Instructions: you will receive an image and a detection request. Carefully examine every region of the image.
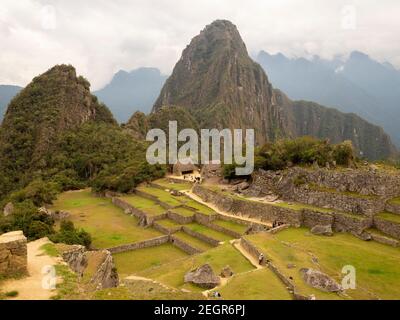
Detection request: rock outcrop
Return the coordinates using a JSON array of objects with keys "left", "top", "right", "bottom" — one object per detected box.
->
[
  {"left": 3, "top": 202, "right": 14, "bottom": 217},
  {"left": 310, "top": 225, "right": 333, "bottom": 236},
  {"left": 300, "top": 268, "right": 342, "bottom": 292},
  {"left": 184, "top": 264, "right": 220, "bottom": 289},
  {"left": 59, "top": 244, "right": 119, "bottom": 290},
  {"left": 0, "top": 231, "right": 28, "bottom": 277}
]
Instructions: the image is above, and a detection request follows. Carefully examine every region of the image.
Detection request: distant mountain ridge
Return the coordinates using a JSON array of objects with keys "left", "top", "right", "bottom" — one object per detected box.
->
[
  {"left": 256, "top": 50, "right": 400, "bottom": 146},
  {"left": 146, "top": 20, "right": 397, "bottom": 160},
  {"left": 0, "top": 85, "right": 22, "bottom": 122},
  {"left": 94, "top": 67, "right": 167, "bottom": 123}
]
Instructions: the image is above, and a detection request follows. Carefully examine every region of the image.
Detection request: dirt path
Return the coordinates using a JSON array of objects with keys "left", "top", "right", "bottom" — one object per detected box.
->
[
  {"left": 1, "top": 238, "right": 61, "bottom": 300},
  {"left": 183, "top": 190, "right": 272, "bottom": 228}
]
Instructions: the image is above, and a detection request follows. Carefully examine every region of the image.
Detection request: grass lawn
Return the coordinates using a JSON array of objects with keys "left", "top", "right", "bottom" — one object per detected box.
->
[
  {"left": 139, "top": 243, "right": 254, "bottom": 291},
  {"left": 52, "top": 189, "right": 162, "bottom": 248},
  {"left": 213, "top": 219, "right": 249, "bottom": 234},
  {"left": 173, "top": 231, "right": 214, "bottom": 252},
  {"left": 172, "top": 207, "right": 196, "bottom": 217},
  {"left": 246, "top": 228, "right": 400, "bottom": 300},
  {"left": 137, "top": 186, "right": 183, "bottom": 207},
  {"left": 185, "top": 223, "right": 233, "bottom": 242},
  {"left": 153, "top": 178, "right": 193, "bottom": 191},
  {"left": 219, "top": 269, "right": 292, "bottom": 300},
  {"left": 113, "top": 244, "right": 189, "bottom": 277},
  {"left": 119, "top": 194, "right": 166, "bottom": 216},
  {"left": 377, "top": 211, "right": 400, "bottom": 224}
]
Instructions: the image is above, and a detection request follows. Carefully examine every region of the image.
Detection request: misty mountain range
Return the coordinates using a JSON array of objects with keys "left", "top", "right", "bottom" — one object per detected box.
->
[
  {"left": 1, "top": 51, "right": 399, "bottom": 147},
  {"left": 256, "top": 51, "right": 400, "bottom": 146}
]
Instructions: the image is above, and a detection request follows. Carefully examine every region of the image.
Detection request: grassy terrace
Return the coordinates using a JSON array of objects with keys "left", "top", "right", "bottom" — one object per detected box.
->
[
  {"left": 183, "top": 199, "right": 215, "bottom": 215},
  {"left": 51, "top": 189, "right": 162, "bottom": 248},
  {"left": 113, "top": 244, "right": 188, "bottom": 277},
  {"left": 389, "top": 197, "right": 400, "bottom": 205},
  {"left": 139, "top": 243, "right": 254, "bottom": 292},
  {"left": 220, "top": 268, "right": 292, "bottom": 300},
  {"left": 119, "top": 194, "right": 166, "bottom": 216},
  {"left": 376, "top": 211, "right": 400, "bottom": 224},
  {"left": 307, "top": 183, "right": 378, "bottom": 200},
  {"left": 213, "top": 219, "right": 249, "bottom": 234},
  {"left": 156, "top": 219, "right": 182, "bottom": 229},
  {"left": 137, "top": 186, "right": 183, "bottom": 207},
  {"left": 172, "top": 207, "right": 196, "bottom": 217},
  {"left": 173, "top": 231, "right": 214, "bottom": 252},
  {"left": 153, "top": 178, "right": 193, "bottom": 191},
  {"left": 185, "top": 223, "right": 233, "bottom": 242},
  {"left": 246, "top": 228, "right": 400, "bottom": 300}
]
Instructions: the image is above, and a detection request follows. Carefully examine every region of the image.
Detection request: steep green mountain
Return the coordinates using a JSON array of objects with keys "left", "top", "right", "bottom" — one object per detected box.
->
[
  {"left": 151, "top": 20, "right": 397, "bottom": 160},
  {"left": 0, "top": 85, "right": 22, "bottom": 122},
  {"left": 0, "top": 65, "right": 164, "bottom": 200},
  {"left": 95, "top": 68, "right": 167, "bottom": 122}
]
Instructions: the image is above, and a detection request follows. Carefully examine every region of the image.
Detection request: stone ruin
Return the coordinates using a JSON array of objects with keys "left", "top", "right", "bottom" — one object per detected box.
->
[
  {"left": 0, "top": 231, "right": 28, "bottom": 277},
  {"left": 184, "top": 264, "right": 220, "bottom": 289}
]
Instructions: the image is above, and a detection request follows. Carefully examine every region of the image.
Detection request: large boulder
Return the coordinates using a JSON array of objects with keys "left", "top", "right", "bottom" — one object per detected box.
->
[
  {"left": 184, "top": 264, "right": 220, "bottom": 289},
  {"left": 3, "top": 202, "right": 14, "bottom": 217},
  {"left": 300, "top": 268, "right": 342, "bottom": 292},
  {"left": 310, "top": 225, "right": 333, "bottom": 236}
]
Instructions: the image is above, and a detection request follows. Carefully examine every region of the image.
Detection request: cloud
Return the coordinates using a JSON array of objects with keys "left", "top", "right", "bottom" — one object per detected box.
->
[{"left": 0, "top": 0, "right": 399, "bottom": 89}]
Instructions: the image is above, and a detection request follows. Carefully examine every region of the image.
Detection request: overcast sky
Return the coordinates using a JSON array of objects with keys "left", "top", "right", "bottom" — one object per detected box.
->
[{"left": 1, "top": 0, "right": 399, "bottom": 90}]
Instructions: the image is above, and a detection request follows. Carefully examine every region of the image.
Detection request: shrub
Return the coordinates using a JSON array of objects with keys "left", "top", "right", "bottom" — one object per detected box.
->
[
  {"left": 50, "top": 220, "right": 92, "bottom": 248},
  {"left": 255, "top": 136, "right": 355, "bottom": 171}
]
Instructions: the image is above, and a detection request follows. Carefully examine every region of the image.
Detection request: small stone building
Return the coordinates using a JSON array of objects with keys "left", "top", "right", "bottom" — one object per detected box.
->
[
  {"left": 0, "top": 231, "right": 28, "bottom": 277},
  {"left": 173, "top": 158, "right": 199, "bottom": 176}
]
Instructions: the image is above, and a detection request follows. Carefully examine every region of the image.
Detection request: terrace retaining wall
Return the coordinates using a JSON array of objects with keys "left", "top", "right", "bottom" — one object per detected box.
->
[
  {"left": 167, "top": 211, "right": 194, "bottom": 224},
  {"left": 170, "top": 235, "right": 202, "bottom": 255},
  {"left": 196, "top": 218, "right": 242, "bottom": 239},
  {"left": 107, "top": 236, "right": 170, "bottom": 254},
  {"left": 182, "top": 227, "right": 220, "bottom": 247},
  {"left": 194, "top": 185, "right": 303, "bottom": 227},
  {"left": 386, "top": 202, "right": 400, "bottom": 215},
  {"left": 373, "top": 217, "right": 400, "bottom": 240}
]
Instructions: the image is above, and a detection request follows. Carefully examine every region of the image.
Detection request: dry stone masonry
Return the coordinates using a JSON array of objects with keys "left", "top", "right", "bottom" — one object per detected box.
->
[{"left": 0, "top": 231, "right": 28, "bottom": 277}]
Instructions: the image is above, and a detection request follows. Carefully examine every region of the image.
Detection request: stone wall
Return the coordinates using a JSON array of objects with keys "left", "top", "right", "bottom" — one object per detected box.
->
[
  {"left": 107, "top": 236, "right": 170, "bottom": 254},
  {"left": 386, "top": 202, "right": 400, "bottom": 215},
  {"left": 193, "top": 185, "right": 303, "bottom": 226},
  {"left": 134, "top": 190, "right": 171, "bottom": 210},
  {"left": 167, "top": 210, "right": 194, "bottom": 224},
  {"left": 249, "top": 167, "right": 400, "bottom": 198},
  {"left": 333, "top": 212, "right": 373, "bottom": 234},
  {"left": 369, "top": 232, "right": 400, "bottom": 247},
  {"left": 0, "top": 231, "right": 28, "bottom": 277},
  {"left": 373, "top": 217, "right": 400, "bottom": 240},
  {"left": 181, "top": 227, "right": 220, "bottom": 246},
  {"left": 196, "top": 218, "right": 242, "bottom": 239},
  {"left": 152, "top": 222, "right": 182, "bottom": 235},
  {"left": 301, "top": 210, "right": 334, "bottom": 228},
  {"left": 170, "top": 235, "right": 202, "bottom": 255},
  {"left": 289, "top": 188, "right": 384, "bottom": 216}
]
